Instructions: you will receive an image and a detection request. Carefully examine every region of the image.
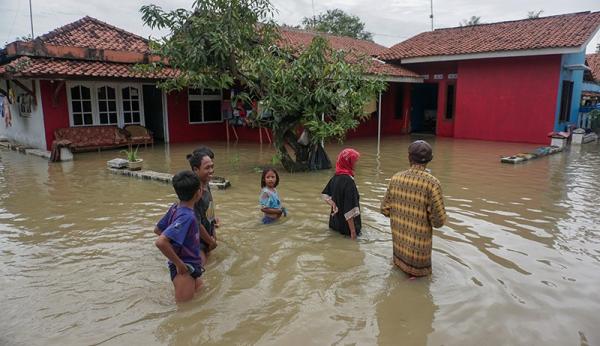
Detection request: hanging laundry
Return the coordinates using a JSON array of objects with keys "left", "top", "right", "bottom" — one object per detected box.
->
[
  {"left": 18, "top": 94, "right": 33, "bottom": 117},
  {"left": 3, "top": 95, "right": 12, "bottom": 127}
]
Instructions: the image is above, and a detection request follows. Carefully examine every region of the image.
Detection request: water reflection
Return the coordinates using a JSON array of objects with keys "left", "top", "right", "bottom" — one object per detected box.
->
[{"left": 0, "top": 137, "right": 599, "bottom": 345}]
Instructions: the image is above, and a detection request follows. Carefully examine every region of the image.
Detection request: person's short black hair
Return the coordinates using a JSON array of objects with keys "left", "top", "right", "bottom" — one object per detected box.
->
[
  {"left": 172, "top": 170, "right": 201, "bottom": 201},
  {"left": 193, "top": 146, "right": 215, "bottom": 159},
  {"left": 186, "top": 151, "right": 211, "bottom": 169},
  {"left": 186, "top": 145, "right": 214, "bottom": 169},
  {"left": 260, "top": 167, "right": 279, "bottom": 188}
]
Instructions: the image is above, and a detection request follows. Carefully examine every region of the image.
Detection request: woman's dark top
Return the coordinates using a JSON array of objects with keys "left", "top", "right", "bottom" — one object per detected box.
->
[{"left": 322, "top": 174, "right": 361, "bottom": 236}]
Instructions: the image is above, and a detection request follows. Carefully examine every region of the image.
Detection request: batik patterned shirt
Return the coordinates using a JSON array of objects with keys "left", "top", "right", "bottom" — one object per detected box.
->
[{"left": 381, "top": 166, "right": 447, "bottom": 276}]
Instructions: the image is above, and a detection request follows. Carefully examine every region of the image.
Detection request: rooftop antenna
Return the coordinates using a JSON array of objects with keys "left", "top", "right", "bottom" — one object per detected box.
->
[
  {"left": 311, "top": 0, "right": 316, "bottom": 26},
  {"left": 29, "top": 0, "right": 34, "bottom": 39},
  {"left": 429, "top": 0, "right": 434, "bottom": 31}
]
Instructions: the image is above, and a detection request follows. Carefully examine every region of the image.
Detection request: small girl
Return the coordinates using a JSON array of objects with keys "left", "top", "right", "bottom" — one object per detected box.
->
[{"left": 259, "top": 167, "right": 287, "bottom": 224}]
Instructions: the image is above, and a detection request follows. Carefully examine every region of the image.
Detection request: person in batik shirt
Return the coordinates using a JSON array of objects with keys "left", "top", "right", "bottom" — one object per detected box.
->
[{"left": 381, "top": 140, "right": 447, "bottom": 277}]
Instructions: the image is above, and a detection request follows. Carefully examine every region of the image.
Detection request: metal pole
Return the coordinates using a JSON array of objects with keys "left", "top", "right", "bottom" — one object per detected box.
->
[
  {"left": 377, "top": 91, "right": 382, "bottom": 155},
  {"left": 29, "top": 0, "right": 34, "bottom": 39},
  {"left": 430, "top": 0, "right": 434, "bottom": 31}
]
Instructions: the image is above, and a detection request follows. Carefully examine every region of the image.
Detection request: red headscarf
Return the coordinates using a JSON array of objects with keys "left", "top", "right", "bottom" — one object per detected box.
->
[{"left": 335, "top": 148, "right": 360, "bottom": 176}]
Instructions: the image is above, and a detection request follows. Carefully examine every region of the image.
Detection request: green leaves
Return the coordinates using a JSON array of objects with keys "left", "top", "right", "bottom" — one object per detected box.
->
[{"left": 139, "top": 0, "right": 385, "bottom": 170}]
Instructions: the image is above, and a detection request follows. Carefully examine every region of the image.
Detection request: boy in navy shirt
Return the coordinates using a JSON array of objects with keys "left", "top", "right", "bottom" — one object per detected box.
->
[{"left": 155, "top": 171, "right": 204, "bottom": 303}]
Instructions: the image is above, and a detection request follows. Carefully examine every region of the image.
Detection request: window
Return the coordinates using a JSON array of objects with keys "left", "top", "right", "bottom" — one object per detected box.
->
[
  {"left": 559, "top": 81, "right": 573, "bottom": 123},
  {"left": 445, "top": 84, "right": 455, "bottom": 120},
  {"left": 97, "top": 86, "right": 118, "bottom": 125},
  {"left": 67, "top": 82, "right": 145, "bottom": 127},
  {"left": 122, "top": 86, "right": 141, "bottom": 125},
  {"left": 189, "top": 88, "right": 223, "bottom": 123},
  {"left": 70, "top": 85, "right": 93, "bottom": 126}
]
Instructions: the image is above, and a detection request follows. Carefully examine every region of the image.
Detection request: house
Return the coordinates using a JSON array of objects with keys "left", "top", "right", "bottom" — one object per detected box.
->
[
  {"left": 582, "top": 53, "right": 600, "bottom": 106},
  {"left": 0, "top": 17, "right": 421, "bottom": 151},
  {"left": 380, "top": 11, "right": 600, "bottom": 144}
]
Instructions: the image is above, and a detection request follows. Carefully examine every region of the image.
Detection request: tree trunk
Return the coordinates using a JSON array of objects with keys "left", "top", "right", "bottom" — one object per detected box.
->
[{"left": 272, "top": 126, "right": 331, "bottom": 172}]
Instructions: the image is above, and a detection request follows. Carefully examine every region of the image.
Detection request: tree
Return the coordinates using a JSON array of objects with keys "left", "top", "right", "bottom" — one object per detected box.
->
[
  {"left": 140, "top": 0, "right": 384, "bottom": 172},
  {"left": 460, "top": 16, "right": 481, "bottom": 27},
  {"left": 302, "top": 9, "right": 373, "bottom": 41},
  {"left": 527, "top": 10, "right": 543, "bottom": 19}
]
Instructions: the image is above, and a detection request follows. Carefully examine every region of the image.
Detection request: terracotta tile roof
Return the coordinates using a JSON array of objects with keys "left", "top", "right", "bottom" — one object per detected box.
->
[
  {"left": 366, "top": 60, "right": 420, "bottom": 78},
  {"left": 0, "top": 56, "right": 177, "bottom": 79},
  {"left": 381, "top": 11, "right": 600, "bottom": 61},
  {"left": 38, "top": 16, "right": 149, "bottom": 53},
  {"left": 586, "top": 53, "right": 600, "bottom": 82},
  {"left": 277, "top": 27, "right": 386, "bottom": 57},
  {"left": 277, "top": 27, "right": 418, "bottom": 78}
]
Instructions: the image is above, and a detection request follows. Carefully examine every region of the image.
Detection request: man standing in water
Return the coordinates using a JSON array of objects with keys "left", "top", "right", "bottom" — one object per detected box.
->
[
  {"left": 381, "top": 140, "right": 447, "bottom": 277},
  {"left": 187, "top": 146, "right": 219, "bottom": 265}
]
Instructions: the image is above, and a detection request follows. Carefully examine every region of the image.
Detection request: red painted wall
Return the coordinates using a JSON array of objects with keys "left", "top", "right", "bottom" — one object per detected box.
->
[
  {"left": 40, "top": 80, "right": 70, "bottom": 150},
  {"left": 347, "top": 82, "right": 410, "bottom": 138},
  {"left": 167, "top": 90, "right": 271, "bottom": 143},
  {"left": 454, "top": 55, "right": 561, "bottom": 144},
  {"left": 403, "top": 62, "right": 458, "bottom": 137}
]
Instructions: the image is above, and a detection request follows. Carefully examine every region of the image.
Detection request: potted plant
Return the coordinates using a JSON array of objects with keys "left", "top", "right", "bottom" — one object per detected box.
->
[{"left": 122, "top": 145, "right": 143, "bottom": 171}]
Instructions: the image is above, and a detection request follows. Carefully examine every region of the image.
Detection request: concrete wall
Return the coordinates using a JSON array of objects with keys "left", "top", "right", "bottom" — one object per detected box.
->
[{"left": 0, "top": 79, "right": 47, "bottom": 150}]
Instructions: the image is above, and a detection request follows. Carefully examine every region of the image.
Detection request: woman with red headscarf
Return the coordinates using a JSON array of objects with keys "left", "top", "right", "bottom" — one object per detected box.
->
[{"left": 321, "top": 148, "right": 361, "bottom": 240}]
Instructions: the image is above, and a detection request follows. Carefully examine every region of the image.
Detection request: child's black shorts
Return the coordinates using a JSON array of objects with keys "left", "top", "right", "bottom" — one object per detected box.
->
[{"left": 168, "top": 263, "right": 204, "bottom": 281}]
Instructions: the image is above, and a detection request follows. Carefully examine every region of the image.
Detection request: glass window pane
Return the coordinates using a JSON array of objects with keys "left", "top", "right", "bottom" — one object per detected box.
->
[
  {"left": 84, "top": 113, "right": 93, "bottom": 125},
  {"left": 108, "top": 101, "right": 116, "bottom": 112},
  {"left": 107, "top": 87, "right": 115, "bottom": 99},
  {"left": 71, "top": 86, "right": 81, "bottom": 100},
  {"left": 132, "top": 112, "right": 140, "bottom": 123},
  {"left": 124, "top": 113, "right": 131, "bottom": 123},
  {"left": 189, "top": 88, "right": 202, "bottom": 96},
  {"left": 81, "top": 86, "right": 91, "bottom": 99},
  {"left": 74, "top": 113, "right": 83, "bottom": 126},
  {"left": 204, "top": 100, "right": 222, "bottom": 122},
  {"left": 122, "top": 87, "right": 130, "bottom": 100},
  {"left": 132, "top": 101, "right": 139, "bottom": 111},
  {"left": 73, "top": 101, "right": 81, "bottom": 113},
  {"left": 204, "top": 89, "right": 220, "bottom": 96},
  {"left": 189, "top": 101, "right": 203, "bottom": 122},
  {"left": 99, "top": 101, "right": 107, "bottom": 112},
  {"left": 83, "top": 101, "right": 92, "bottom": 113},
  {"left": 100, "top": 114, "right": 108, "bottom": 124},
  {"left": 123, "top": 101, "right": 131, "bottom": 111},
  {"left": 130, "top": 88, "right": 139, "bottom": 99},
  {"left": 98, "top": 87, "right": 106, "bottom": 100},
  {"left": 109, "top": 113, "right": 118, "bottom": 124}
]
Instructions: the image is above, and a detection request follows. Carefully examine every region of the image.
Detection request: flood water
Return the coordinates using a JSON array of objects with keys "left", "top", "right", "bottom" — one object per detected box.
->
[{"left": 1, "top": 136, "right": 599, "bottom": 345}]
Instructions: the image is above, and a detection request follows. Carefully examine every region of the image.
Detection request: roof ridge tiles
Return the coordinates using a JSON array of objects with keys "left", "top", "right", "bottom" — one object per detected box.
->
[{"left": 432, "top": 11, "right": 595, "bottom": 32}]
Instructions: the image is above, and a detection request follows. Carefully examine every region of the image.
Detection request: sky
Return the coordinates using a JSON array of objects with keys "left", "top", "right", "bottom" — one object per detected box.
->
[{"left": 1, "top": 0, "right": 599, "bottom": 53}]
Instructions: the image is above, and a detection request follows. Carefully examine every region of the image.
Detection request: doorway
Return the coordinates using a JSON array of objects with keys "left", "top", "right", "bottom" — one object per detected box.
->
[
  {"left": 410, "top": 83, "right": 438, "bottom": 134},
  {"left": 142, "top": 84, "right": 165, "bottom": 141}
]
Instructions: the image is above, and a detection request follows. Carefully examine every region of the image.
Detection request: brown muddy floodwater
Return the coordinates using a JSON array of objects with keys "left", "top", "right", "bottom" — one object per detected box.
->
[{"left": 1, "top": 136, "right": 599, "bottom": 346}]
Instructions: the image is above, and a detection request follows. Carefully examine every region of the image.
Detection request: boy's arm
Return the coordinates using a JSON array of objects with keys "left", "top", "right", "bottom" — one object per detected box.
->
[
  {"left": 199, "top": 224, "right": 217, "bottom": 250},
  {"left": 153, "top": 226, "right": 162, "bottom": 236},
  {"left": 155, "top": 235, "right": 188, "bottom": 275},
  {"left": 261, "top": 207, "right": 283, "bottom": 215}
]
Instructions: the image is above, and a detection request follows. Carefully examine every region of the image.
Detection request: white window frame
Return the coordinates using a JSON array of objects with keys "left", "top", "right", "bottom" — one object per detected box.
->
[
  {"left": 66, "top": 81, "right": 145, "bottom": 127},
  {"left": 96, "top": 83, "right": 119, "bottom": 126},
  {"left": 120, "top": 84, "right": 144, "bottom": 126},
  {"left": 188, "top": 88, "right": 223, "bottom": 124},
  {"left": 66, "top": 83, "right": 95, "bottom": 127}
]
